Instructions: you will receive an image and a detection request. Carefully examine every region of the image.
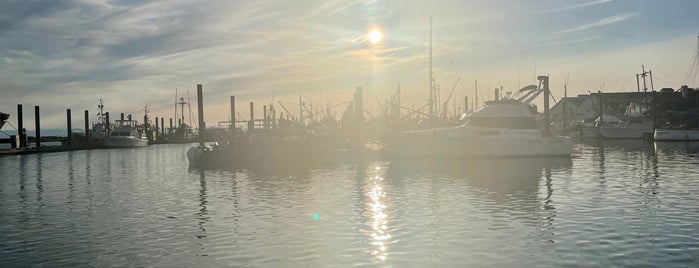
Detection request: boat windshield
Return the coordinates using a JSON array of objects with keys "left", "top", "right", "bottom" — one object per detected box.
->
[
  {"left": 112, "top": 131, "right": 132, "bottom": 136},
  {"left": 467, "top": 116, "right": 538, "bottom": 129}
]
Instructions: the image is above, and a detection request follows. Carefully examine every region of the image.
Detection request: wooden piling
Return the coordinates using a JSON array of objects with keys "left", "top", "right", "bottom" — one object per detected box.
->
[
  {"left": 464, "top": 96, "right": 469, "bottom": 112},
  {"left": 354, "top": 87, "right": 363, "bottom": 144},
  {"left": 249, "top": 102, "right": 254, "bottom": 130},
  {"left": 540, "top": 76, "right": 550, "bottom": 137},
  {"left": 196, "top": 84, "right": 205, "bottom": 147},
  {"left": 34, "top": 106, "right": 41, "bottom": 148},
  {"left": 105, "top": 112, "right": 110, "bottom": 131},
  {"left": 84, "top": 110, "right": 89, "bottom": 139},
  {"left": 160, "top": 117, "right": 164, "bottom": 136},
  {"left": 121, "top": 113, "right": 124, "bottom": 121},
  {"left": 263, "top": 105, "right": 268, "bottom": 129},
  {"left": 155, "top": 117, "right": 159, "bottom": 138},
  {"left": 17, "top": 104, "right": 25, "bottom": 147},
  {"left": 598, "top": 91, "right": 604, "bottom": 127},
  {"left": 169, "top": 118, "right": 173, "bottom": 135},
  {"left": 67, "top": 109, "right": 72, "bottom": 146},
  {"left": 230, "top": 96, "right": 235, "bottom": 128}
]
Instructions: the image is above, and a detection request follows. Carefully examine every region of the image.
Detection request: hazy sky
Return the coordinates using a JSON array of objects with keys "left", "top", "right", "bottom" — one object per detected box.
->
[{"left": 2, "top": 0, "right": 699, "bottom": 129}]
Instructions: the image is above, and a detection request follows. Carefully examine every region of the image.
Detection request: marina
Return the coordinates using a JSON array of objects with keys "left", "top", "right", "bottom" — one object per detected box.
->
[{"left": 3, "top": 1, "right": 699, "bottom": 266}]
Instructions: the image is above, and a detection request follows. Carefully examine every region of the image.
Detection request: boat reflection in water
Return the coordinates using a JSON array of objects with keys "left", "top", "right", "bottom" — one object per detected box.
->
[
  {"left": 387, "top": 157, "right": 572, "bottom": 205},
  {"left": 654, "top": 141, "right": 699, "bottom": 155},
  {"left": 381, "top": 157, "right": 572, "bottom": 264}
]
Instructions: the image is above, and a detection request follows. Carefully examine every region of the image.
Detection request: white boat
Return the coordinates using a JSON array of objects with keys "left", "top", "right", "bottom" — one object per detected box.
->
[
  {"left": 654, "top": 110, "right": 699, "bottom": 141},
  {"left": 104, "top": 118, "right": 149, "bottom": 147},
  {"left": 596, "top": 117, "right": 654, "bottom": 139},
  {"left": 388, "top": 99, "right": 573, "bottom": 157},
  {"left": 581, "top": 103, "right": 654, "bottom": 139},
  {"left": 654, "top": 129, "right": 699, "bottom": 141}
]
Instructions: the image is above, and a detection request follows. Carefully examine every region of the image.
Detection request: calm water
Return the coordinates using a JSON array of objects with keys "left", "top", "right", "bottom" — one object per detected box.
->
[{"left": 1, "top": 141, "right": 699, "bottom": 267}]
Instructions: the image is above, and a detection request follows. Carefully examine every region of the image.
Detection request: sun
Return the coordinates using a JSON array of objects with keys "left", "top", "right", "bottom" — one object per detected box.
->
[{"left": 369, "top": 29, "right": 382, "bottom": 44}]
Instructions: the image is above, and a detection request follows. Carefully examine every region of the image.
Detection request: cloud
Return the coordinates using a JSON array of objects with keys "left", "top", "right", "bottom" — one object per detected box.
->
[
  {"left": 546, "top": 0, "right": 613, "bottom": 13},
  {"left": 548, "top": 35, "right": 602, "bottom": 46},
  {"left": 553, "top": 12, "right": 638, "bottom": 35}
]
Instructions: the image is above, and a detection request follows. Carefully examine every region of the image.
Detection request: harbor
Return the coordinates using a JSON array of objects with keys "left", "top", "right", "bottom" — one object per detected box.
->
[{"left": 4, "top": 0, "right": 699, "bottom": 266}]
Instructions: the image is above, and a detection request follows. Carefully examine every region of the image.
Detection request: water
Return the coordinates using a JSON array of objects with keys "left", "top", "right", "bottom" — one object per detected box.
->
[{"left": 1, "top": 141, "right": 699, "bottom": 266}]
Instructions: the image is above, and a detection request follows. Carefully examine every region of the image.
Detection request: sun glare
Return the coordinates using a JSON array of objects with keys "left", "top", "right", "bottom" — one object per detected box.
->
[{"left": 369, "top": 29, "right": 382, "bottom": 44}]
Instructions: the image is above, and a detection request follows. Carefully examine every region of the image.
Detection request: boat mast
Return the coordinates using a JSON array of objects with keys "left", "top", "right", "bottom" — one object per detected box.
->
[
  {"left": 178, "top": 96, "right": 187, "bottom": 127},
  {"left": 97, "top": 99, "right": 105, "bottom": 124}
]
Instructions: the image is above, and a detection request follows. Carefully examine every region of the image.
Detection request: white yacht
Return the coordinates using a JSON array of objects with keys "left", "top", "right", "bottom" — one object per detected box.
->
[
  {"left": 388, "top": 98, "right": 573, "bottom": 157},
  {"left": 104, "top": 118, "right": 148, "bottom": 147}
]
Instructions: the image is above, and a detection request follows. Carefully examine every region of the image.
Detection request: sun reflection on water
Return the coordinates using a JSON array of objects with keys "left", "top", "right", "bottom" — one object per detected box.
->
[{"left": 367, "top": 164, "right": 390, "bottom": 261}]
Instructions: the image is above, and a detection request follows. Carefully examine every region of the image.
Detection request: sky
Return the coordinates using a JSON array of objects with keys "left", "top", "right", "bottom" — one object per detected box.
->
[{"left": 2, "top": 0, "right": 699, "bottom": 129}]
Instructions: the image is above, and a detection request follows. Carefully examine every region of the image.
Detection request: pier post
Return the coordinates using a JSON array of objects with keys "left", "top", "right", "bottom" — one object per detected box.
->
[
  {"left": 161, "top": 117, "right": 164, "bottom": 136},
  {"left": 230, "top": 96, "right": 235, "bottom": 129},
  {"left": 249, "top": 102, "right": 254, "bottom": 131},
  {"left": 34, "top": 106, "right": 41, "bottom": 148},
  {"left": 354, "top": 87, "right": 364, "bottom": 144},
  {"left": 121, "top": 113, "right": 124, "bottom": 122},
  {"left": 17, "top": 104, "right": 25, "bottom": 147},
  {"left": 196, "top": 84, "right": 205, "bottom": 147},
  {"left": 272, "top": 108, "right": 276, "bottom": 129},
  {"left": 155, "top": 117, "right": 159, "bottom": 140},
  {"left": 84, "top": 110, "right": 89, "bottom": 140},
  {"left": 67, "top": 109, "right": 72, "bottom": 146},
  {"left": 464, "top": 96, "right": 469, "bottom": 112},
  {"left": 169, "top": 118, "right": 173, "bottom": 135},
  {"left": 10, "top": 135, "right": 18, "bottom": 149},
  {"left": 539, "top": 76, "right": 551, "bottom": 137},
  {"left": 105, "top": 112, "right": 110, "bottom": 131},
  {"left": 598, "top": 91, "right": 604, "bottom": 127},
  {"left": 263, "top": 105, "right": 268, "bottom": 129}
]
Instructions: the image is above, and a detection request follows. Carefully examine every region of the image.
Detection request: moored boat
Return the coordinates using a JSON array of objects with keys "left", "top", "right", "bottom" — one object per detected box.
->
[
  {"left": 654, "top": 110, "right": 699, "bottom": 141},
  {"left": 389, "top": 76, "right": 572, "bottom": 157},
  {"left": 104, "top": 117, "right": 148, "bottom": 147},
  {"left": 90, "top": 99, "right": 110, "bottom": 142},
  {"left": 654, "top": 129, "right": 699, "bottom": 141},
  {"left": 388, "top": 98, "right": 573, "bottom": 157}
]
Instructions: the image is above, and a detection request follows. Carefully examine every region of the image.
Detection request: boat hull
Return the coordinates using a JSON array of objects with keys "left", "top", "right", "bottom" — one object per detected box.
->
[
  {"left": 597, "top": 126, "right": 653, "bottom": 139},
  {"left": 389, "top": 134, "right": 573, "bottom": 157},
  {"left": 104, "top": 136, "right": 149, "bottom": 147},
  {"left": 654, "top": 129, "right": 699, "bottom": 141}
]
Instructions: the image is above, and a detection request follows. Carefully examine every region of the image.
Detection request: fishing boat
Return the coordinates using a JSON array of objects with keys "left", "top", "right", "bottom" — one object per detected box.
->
[
  {"left": 0, "top": 112, "right": 9, "bottom": 130},
  {"left": 388, "top": 76, "right": 573, "bottom": 157},
  {"left": 654, "top": 129, "right": 699, "bottom": 141},
  {"left": 90, "top": 99, "right": 110, "bottom": 142},
  {"left": 595, "top": 118, "right": 654, "bottom": 139},
  {"left": 104, "top": 116, "right": 148, "bottom": 147},
  {"left": 654, "top": 110, "right": 699, "bottom": 141}
]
